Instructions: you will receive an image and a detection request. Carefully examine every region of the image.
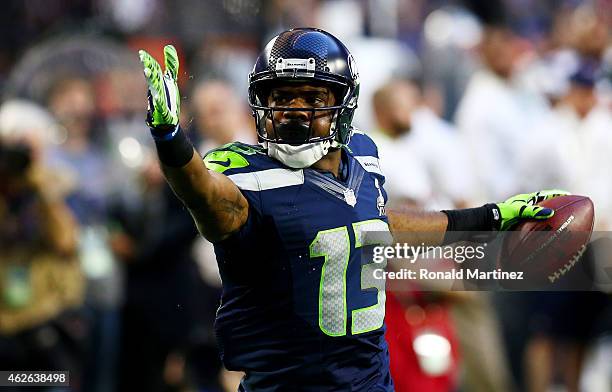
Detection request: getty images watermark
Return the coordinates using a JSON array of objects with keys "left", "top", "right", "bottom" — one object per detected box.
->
[
  {"left": 370, "top": 243, "right": 524, "bottom": 281},
  {"left": 373, "top": 243, "right": 487, "bottom": 264},
  {"left": 363, "top": 231, "right": 612, "bottom": 291}
]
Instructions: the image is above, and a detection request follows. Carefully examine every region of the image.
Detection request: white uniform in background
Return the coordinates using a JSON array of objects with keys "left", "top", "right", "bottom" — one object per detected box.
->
[
  {"left": 582, "top": 107, "right": 612, "bottom": 230},
  {"left": 519, "top": 105, "right": 612, "bottom": 230},
  {"left": 455, "top": 69, "right": 549, "bottom": 201},
  {"left": 370, "top": 106, "right": 476, "bottom": 210}
]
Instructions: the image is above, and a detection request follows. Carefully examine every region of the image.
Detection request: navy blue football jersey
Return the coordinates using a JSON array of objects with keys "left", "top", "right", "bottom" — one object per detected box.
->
[{"left": 204, "top": 132, "right": 394, "bottom": 392}]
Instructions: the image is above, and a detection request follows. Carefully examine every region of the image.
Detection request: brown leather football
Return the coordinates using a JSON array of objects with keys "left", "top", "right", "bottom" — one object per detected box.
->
[{"left": 499, "top": 195, "right": 595, "bottom": 288}]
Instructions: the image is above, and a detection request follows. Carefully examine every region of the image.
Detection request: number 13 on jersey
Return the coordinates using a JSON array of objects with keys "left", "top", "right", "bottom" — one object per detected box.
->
[{"left": 309, "top": 219, "right": 392, "bottom": 337}]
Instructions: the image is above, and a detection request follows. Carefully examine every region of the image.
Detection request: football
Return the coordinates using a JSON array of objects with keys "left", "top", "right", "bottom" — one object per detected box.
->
[{"left": 499, "top": 195, "right": 595, "bottom": 288}]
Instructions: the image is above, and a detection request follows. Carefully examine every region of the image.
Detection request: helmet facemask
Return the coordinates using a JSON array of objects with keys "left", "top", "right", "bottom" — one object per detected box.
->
[{"left": 249, "top": 79, "right": 355, "bottom": 148}]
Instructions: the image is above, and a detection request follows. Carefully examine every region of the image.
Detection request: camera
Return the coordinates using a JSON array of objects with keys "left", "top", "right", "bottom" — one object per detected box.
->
[{"left": 0, "top": 142, "right": 32, "bottom": 175}]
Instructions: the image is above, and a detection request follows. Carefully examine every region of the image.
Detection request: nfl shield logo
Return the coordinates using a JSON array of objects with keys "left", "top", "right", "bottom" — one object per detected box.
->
[{"left": 344, "top": 189, "right": 357, "bottom": 207}]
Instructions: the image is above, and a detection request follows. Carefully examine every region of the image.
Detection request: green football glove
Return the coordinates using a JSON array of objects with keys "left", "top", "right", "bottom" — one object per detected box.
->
[
  {"left": 138, "top": 45, "right": 180, "bottom": 131},
  {"left": 496, "top": 189, "right": 570, "bottom": 231}
]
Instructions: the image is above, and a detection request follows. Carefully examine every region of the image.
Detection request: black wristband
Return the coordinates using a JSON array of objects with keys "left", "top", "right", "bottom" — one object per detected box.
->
[
  {"left": 441, "top": 203, "right": 501, "bottom": 244},
  {"left": 153, "top": 126, "right": 194, "bottom": 167}
]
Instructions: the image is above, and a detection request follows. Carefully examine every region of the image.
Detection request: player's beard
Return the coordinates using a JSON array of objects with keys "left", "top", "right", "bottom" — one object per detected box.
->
[{"left": 274, "top": 119, "right": 312, "bottom": 145}]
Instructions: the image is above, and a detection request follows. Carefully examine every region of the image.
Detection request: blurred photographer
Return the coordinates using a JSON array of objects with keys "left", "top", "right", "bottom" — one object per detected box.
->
[{"left": 0, "top": 101, "right": 85, "bottom": 387}]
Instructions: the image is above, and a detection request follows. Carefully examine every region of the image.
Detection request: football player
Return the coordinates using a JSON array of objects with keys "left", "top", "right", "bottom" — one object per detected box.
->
[{"left": 139, "top": 28, "right": 562, "bottom": 391}]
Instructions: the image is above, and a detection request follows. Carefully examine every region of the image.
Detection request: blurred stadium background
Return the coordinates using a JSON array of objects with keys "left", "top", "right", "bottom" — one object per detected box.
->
[{"left": 0, "top": 0, "right": 611, "bottom": 391}]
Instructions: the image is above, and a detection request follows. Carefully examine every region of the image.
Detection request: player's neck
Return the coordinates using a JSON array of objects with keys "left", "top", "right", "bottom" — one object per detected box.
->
[{"left": 312, "top": 149, "right": 342, "bottom": 178}]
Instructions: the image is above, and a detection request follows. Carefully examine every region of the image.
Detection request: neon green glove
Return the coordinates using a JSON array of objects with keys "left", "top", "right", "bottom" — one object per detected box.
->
[
  {"left": 138, "top": 45, "right": 180, "bottom": 130},
  {"left": 496, "top": 189, "right": 570, "bottom": 231}
]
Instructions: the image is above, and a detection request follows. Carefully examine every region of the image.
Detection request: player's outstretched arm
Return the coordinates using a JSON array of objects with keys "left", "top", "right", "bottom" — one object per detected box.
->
[
  {"left": 139, "top": 46, "right": 248, "bottom": 242},
  {"left": 159, "top": 151, "right": 249, "bottom": 242},
  {"left": 387, "top": 190, "right": 567, "bottom": 245},
  {"left": 387, "top": 208, "right": 448, "bottom": 246}
]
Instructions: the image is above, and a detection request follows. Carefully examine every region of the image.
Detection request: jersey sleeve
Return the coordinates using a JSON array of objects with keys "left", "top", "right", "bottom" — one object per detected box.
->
[
  {"left": 202, "top": 142, "right": 268, "bottom": 214},
  {"left": 348, "top": 130, "right": 386, "bottom": 182},
  {"left": 203, "top": 142, "right": 266, "bottom": 175},
  {"left": 347, "top": 130, "right": 389, "bottom": 209}
]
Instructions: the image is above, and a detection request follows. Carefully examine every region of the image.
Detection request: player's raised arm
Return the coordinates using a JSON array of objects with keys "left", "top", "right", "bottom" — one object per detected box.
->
[
  {"left": 387, "top": 190, "right": 567, "bottom": 245},
  {"left": 139, "top": 45, "right": 248, "bottom": 242}
]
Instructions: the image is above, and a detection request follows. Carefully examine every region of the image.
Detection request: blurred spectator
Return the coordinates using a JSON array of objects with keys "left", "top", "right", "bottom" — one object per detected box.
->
[
  {"left": 580, "top": 104, "right": 612, "bottom": 230},
  {"left": 110, "top": 156, "right": 222, "bottom": 392},
  {"left": 45, "top": 76, "right": 114, "bottom": 223},
  {"left": 450, "top": 292, "right": 513, "bottom": 392},
  {"left": 371, "top": 78, "right": 476, "bottom": 209},
  {"left": 518, "top": 49, "right": 581, "bottom": 106},
  {"left": 345, "top": 37, "right": 422, "bottom": 132},
  {"left": 0, "top": 99, "right": 64, "bottom": 155},
  {"left": 0, "top": 107, "right": 85, "bottom": 388},
  {"left": 518, "top": 56, "right": 611, "bottom": 229},
  {"left": 420, "top": 5, "right": 482, "bottom": 121},
  {"left": 508, "top": 55, "right": 612, "bottom": 392},
  {"left": 45, "top": 76, "right": 123, "bottom": 392},
  {"left": 519, "top": 289, "right": 610, "bottom": 392},
  {"left": 568, "top": 4, "right": 610, "bottom": 61},
  {"left": 455, "top": 24, "right": 548, "bottom": 202},
  {"left": 190, "top": 79, "right": 256, "bottom": 154},
  {"left": 99, "top": 66, "right": 155, "bottom": 208}
]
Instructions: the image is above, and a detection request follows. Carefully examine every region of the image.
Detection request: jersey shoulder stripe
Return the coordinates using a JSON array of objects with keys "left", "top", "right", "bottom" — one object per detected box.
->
[
  {"left": 228, "top": 168, "right": 304, "bottom": 191},
  {"left": 354, "top": 155, "right": 383, "bottom": 176}
]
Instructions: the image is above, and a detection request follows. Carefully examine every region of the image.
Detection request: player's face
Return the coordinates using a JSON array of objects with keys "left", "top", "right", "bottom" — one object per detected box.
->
[{"left": 265, "top": 83, "right": 336, "bottom": 144}]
